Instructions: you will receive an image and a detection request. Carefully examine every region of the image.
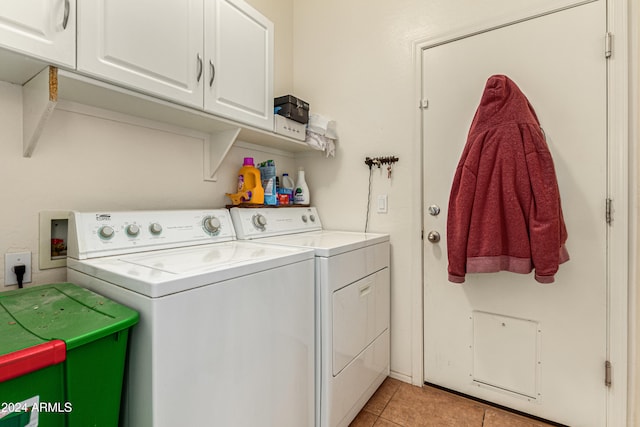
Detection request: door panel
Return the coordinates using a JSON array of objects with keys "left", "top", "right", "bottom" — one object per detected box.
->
[
  {"left": 204, "top": 0, "right": 273, "bottom": 130},
  {"left": 77, "top": 0, "right": 203, "bottom": 108},
  {"left": 0, "top": 0, "right": 76, "bottom": 67},
  {"left": 422, "top": 2, "right": 607, "bottom": 425}
]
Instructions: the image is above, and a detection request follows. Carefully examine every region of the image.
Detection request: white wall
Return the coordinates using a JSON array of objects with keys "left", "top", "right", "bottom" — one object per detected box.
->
[
  {"left": 290, "top": 0, "right": 625, "bottom": 384},
  {"left": 0, "top": 80, "right": 299, "bottom": 285}
]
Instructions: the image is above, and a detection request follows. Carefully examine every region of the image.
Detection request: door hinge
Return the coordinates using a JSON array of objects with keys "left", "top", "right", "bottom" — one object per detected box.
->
[
  {"left": 606, "top": 198, "right": 613, "bottom": 225},
  {"left": 605, "top": 360, "right": 612, "bottom": 387},
  {"left": 605, "top": 32, "right": 613, "bottom": 58},
  {"left": 420, "top": 99, "right": 429, "bottom": 109}
]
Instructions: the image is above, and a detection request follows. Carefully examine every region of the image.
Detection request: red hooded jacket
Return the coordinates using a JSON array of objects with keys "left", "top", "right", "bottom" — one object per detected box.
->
[{"left": 447, "top": 75, "right": 569, "bottom": 284}]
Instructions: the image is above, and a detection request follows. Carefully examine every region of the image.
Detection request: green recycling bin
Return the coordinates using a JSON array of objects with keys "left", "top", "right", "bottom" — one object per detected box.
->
[{"left": 0, "top": 283, "right": 139, "bottom": 427}]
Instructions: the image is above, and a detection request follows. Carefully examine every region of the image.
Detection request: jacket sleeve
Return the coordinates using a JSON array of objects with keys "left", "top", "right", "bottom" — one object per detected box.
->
[
  {"left": 447, "top": 162, "right": 477, "bottom": 283},
  {"left": 524, "top": 126, "right": 566, "bottom": 283}
]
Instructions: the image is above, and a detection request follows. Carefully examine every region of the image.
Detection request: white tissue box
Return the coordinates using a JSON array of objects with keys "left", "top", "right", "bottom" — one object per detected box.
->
[{"left": 274, "top": 115, "right": 306, "bottom": 141}]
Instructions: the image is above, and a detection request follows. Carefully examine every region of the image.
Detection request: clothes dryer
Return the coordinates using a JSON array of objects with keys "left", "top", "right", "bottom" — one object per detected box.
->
[
  {"left": 66, "top": 209, "right": 315, "bottom": 427},
  {"left": 230, "top": 206, "right": 390, "bottom": 427}
]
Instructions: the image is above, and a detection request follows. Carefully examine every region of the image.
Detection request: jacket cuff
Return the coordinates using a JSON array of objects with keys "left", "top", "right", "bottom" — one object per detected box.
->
[
  {"left": 448, "top": 274, "right": 465, "bottom": 284},
  {"left": 534, "top": 273, "right": 555, "bottom": 284}
]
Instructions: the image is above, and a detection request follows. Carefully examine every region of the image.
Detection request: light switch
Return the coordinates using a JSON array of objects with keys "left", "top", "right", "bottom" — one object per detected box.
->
[{"left": 377, "top": 195, "right": 388, "bottom": 214}]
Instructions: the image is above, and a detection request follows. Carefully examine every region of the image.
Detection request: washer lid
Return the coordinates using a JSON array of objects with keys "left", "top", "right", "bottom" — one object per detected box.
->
[
  {"left": 253, "top": 230, "right": 389, "bottom": 257},
  {"left": 67, "top": 241, "right": 314, "bottom": 298}
]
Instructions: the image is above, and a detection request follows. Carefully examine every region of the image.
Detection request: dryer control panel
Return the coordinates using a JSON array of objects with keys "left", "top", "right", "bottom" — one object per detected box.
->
[
  {"left": 230, "top": 207, "right": 323, "bottom": 239},
  {"left": 68, "top": 209, "right": 236, "bottom": 259}
]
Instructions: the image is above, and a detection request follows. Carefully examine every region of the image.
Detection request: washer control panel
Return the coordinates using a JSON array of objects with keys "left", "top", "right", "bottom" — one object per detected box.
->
[
  {"left": 68, "top": 209, "right": 235, "bottom": 259},
  {"left": 230, "top": 207, "right": 322, "bottom": 240}
]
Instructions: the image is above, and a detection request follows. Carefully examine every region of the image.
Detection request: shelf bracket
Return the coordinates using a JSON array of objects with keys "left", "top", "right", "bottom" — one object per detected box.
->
[
  {"left": 204, "top": 127, "right": 241, "bottom": 181},
  {"left": 23, "top": 66, "right": 58, "bottom": 157}
]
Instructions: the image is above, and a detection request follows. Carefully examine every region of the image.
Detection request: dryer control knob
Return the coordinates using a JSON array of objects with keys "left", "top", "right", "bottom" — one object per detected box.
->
[
  {"left": 203, "top": 216, "right": 222, "bottom": 234},
  {"left": 253, "top": 214, "right": 267, "bottom": 229},
  {"left": 149, "top": 223, "right": 163, "bottom": 235},
  {"left": 301, "top": 215, "right": 308, "bottom": 223},
  {"left": 126, "top": 224, "right": 140, "bottom": 237},
  {"left": 99, "top": 225, "right": 115, "bottom": 239},
  {"left": 309, "top": 214, "right": 316, "bottom": 222}
]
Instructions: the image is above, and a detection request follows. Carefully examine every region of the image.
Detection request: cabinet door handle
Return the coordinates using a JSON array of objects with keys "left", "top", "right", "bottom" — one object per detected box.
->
[
  {"left": 62, "top": 0, "right": 70, "bottom": 30},
  {"left": 209, "top": 60, "right": 215, "bottom": 87},
  {"left": 359, "top": 285, "right": 372, "bottom": 297},
  {"left": 196, "top": 54, "right": 203, "bottom": 82},
  {"left": 359, "top": 278, "right": 374, "bottom": 297}
]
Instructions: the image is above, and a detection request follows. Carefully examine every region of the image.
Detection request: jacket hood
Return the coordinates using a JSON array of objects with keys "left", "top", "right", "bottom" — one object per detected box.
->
[{"left": 470, "top": 75, "right": 540, "bottom": 132}]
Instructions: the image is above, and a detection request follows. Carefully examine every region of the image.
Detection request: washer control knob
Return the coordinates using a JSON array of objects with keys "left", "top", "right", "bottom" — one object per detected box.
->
[
  {"left": 301, "top": 215, "right": 308, "bottom": 223},
  {"left": 252, "top": 214, "right": 267, "bottom": 230},
  {"left": 203, "top": 216, "right": 222, "bottom": 234},
  {"left": 309, "top": 214, "right": 316, "bottom": 222},
  {"left": 99, "top": 225, "right": 115, "bottom": 239},
  {"left": 149, "top": 223, "right": 163, "bottom": 235},
  {"left": 126, "top": 224, "right": 140, "bottom": 237}
]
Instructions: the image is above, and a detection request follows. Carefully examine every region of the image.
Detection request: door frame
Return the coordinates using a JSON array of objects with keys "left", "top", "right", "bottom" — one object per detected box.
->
[{"left": 410, "top": 1, "right": 635, "bottom": 425}]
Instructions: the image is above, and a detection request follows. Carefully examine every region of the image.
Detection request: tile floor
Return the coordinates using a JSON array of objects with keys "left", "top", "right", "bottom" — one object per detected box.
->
[{"left": 350, "top": 378, "right": 557, "bottom": 427}]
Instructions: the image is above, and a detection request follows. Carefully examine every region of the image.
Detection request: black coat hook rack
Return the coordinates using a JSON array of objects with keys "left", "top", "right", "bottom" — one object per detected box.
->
[{"left": 364, "top": 156, "right": 399, "bottom": 169}]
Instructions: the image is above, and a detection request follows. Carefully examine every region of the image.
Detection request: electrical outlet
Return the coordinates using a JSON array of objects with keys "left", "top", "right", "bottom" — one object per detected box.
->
[{"left": 5, "top": 252, "right": 32, "bottom": 286}]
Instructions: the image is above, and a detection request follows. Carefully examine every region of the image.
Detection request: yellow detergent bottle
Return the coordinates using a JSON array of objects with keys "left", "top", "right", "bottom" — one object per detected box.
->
[{"left": 237, "top": 157, "right": 264, "bottom": 204}]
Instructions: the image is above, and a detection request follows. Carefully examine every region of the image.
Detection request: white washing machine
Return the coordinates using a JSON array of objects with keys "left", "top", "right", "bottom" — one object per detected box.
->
[
  {"left": 66, "top": 209, "right": 315, "bottom": 427},
  {"left": 230, "top": 207, "right": 390, "bottom": 427}
]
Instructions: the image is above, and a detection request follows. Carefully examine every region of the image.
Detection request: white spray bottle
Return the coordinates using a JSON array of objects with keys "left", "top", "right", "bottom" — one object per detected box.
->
[{"left": 294, "top": 167, "right": 310, "bottom": 205}]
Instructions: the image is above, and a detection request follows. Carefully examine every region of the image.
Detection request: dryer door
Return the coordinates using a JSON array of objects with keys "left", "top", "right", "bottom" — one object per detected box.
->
[{"left": 332, "top": 268, "right": 389, "bottom": 375}]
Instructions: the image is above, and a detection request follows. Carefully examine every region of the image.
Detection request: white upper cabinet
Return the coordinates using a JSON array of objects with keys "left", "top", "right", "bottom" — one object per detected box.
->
[
  {"left": 76, "top": 0, "right": 274, "bottom": 130},
  {"left": 0, "top": 0, "right": 76, "bottom": 68},
  {"left": 77, "top": 0, "right": 204, "bottom": 109},
  {"left": 204, "top": 0, "right": 274, "bottom": 130}
]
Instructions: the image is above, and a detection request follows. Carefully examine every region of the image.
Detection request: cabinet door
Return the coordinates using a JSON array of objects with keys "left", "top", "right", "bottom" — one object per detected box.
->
[
  {"left": 204, "top": 0, "right": 274, "bottom": 130},
  {"left": 0, "top": 0, "right": 76, "bottom": 68},
  {"left": 77, "top": 0, "right": 204, "bottom": 108}
]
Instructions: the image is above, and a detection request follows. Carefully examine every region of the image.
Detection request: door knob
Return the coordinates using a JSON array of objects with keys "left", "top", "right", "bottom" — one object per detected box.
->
[{"left": 427, "top": 231, "right": 441, "bottom": 243}]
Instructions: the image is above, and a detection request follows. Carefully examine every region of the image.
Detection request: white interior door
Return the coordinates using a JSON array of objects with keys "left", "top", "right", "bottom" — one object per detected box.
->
[{"left": 422, "top": 2, "right": 607, "bottom": 425}]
